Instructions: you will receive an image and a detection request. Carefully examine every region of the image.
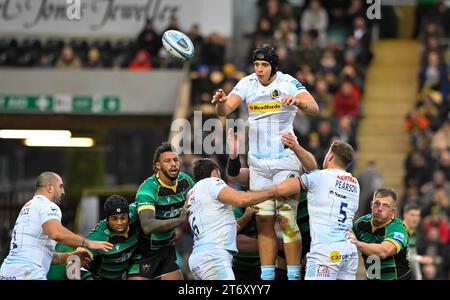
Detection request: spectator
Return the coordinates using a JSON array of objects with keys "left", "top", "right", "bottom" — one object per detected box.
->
[
  {"left": 273, "top": 18, "right": 297, "bottom": 51},
  {"left": 333, "top": 79, "right": 361, "bottom": 117},
  {"left": 187, "top": 24, "right": 205, "bottom": 67},
  {"left": 313, "top": 79, "right": 334, "bottom": 115},
  {"left": 333, "top": 115, "right": 358, "bottom": 150},
  {"left": 137, "top": 18, "right": 162, "bottom": 58},
  {"left": 128, "top": 49, "right": 153, "bottom": 71},
  {"left": 294, "top": 32, "right": 321, "bottom": 67},
  {"left": 84, "top": 47, "right": 103, "bottom": 69},
  {"left": 202, "top": 33, "right": 225, "bottom": 70},
  {"left": 55, "top": 46, "right": 81, "bottom": 69},
  {"left": 357, "top": 161, "right": 384, "bottom": 218},
  {"left": 431, "top": 120, "right": 450, "bottom": 154},
  {"left": 419, "top": 51, "right": 448, "bottom": 92},
  {"left": 351, "top": 17, "right": 372, "bottom": 65},
  {"left": 300, "top": 0, "right": 329, "bottom": 47}
]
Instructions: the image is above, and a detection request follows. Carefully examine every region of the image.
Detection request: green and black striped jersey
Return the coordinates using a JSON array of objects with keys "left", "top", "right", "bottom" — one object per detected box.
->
[
  {"left": 135, "top": 172, "right": 194, "bottom": 252},
  {"left": 353, "top": 214, "right": 411, "bottom": 280},
  {"left": 85, "top": 202, "right": 140, "bottom": 280},
  {"left": 232, "top": 207, "right": 260, "bottom": 270},
  {"left": 297, "top": 190, "right": 310, "bottom": 235}
]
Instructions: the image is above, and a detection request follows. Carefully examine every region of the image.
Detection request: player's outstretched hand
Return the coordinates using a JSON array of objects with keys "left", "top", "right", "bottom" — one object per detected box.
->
[
  {"left": 281, "top": 132, "right": 299, "bottom": 150},
  {"left": 243, "top": 207, "right": 256, "bottom": 219},
  {"left": 227, "top": 128, "right": 239, "bottom": 159},
  {"left": 72, "top": 248, "right": 93, "bottom": 267},
  {"left": 280, "top": 95, "right": 299, "bottom": 106},
  {"left": 178, "top": 206, "right": 188, "bottom": 224},
  {"left": 86, "top": 240, "right": 113, "bottom": 252},
  {"left": 211, "top": 89, "right": 227, "bottom": 104}
]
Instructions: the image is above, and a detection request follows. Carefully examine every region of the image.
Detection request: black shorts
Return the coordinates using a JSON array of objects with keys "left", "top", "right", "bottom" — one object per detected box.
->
[
  {"left": 128, "top": 246, "right": 179, "bottom": 279},
  {"left": 233, "top": 267, "right": 260, "bottom": 280},
  {"left": 232, "top": 267, "right": 288, "bottom": 280}
]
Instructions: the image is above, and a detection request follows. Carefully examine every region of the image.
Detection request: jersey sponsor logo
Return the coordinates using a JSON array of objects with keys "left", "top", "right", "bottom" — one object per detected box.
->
[
  {"left": 248, "top": 101, "right": 281, "bottom": 113},
  {"left": 331, "top": 190, "right": 347, "bottom": 199},
  {"left": 19, "top": 207, "right": 30, "bottom": 216},
  {"left": 271, "top": 89, "right": 281, "bottom": 99},
  {"left": 329, "top": 250, "right": 342, "bottom": 263},
  {"left": 316, "top": 265, "right": 331, "bottom": 278},
  {"left": 392, "top": 232, "right": 405, "bottom": 243},
  {"left": 291, "top": 79, "right": 303, "bottom": 90},
  {"left": 164, "top": 206, "right": 183, "bottom": 218},
  {"left": 329, "top": 250, "right": 357, "bottom": 263},
  {"left": 337, "top": 175, "right": 357, "bottom": 184},
  {"left": 47, "top": 212, "right": 59, "bottom": 217}
]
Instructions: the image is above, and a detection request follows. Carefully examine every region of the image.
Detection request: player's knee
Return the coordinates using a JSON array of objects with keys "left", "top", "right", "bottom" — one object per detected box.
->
[{"left": 277, "top": 205, "right": 300, "bottom": 243}]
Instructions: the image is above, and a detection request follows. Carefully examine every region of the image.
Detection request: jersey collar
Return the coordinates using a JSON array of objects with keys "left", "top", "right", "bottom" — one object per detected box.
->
[
  {"left": 157, "top": 172, "right": 178, "bottom": 193},
  {"left": 370, "top": 217, "right": 393, "bottom": 232}
]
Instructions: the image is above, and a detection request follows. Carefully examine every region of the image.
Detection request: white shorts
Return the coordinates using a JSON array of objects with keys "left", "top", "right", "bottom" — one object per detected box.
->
[
  {"left": 0, "top": 262, "right": 47, "bottom": 280},
  {"left": 249, "top": 154, "right": 301, "bottom": 216},
  {"left": 305, "top": 240, "right": 358, "bottom": 280},
  {"left": 189, "top": 249, "right": 235, "bottom": 280}
]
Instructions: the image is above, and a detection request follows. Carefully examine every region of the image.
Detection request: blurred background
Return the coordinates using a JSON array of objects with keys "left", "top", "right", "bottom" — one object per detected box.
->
[{"left": 0, "top": 0, "right": 449, "bottom": 280}]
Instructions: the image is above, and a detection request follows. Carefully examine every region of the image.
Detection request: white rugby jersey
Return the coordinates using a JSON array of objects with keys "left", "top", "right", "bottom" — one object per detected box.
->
[
  {"left": 301, "top": 169, "right": 360, "bottom": 246},
  {"left": 230, "top": 71, "right": 308, "bottom": 159},
  {"left": 187, "top": 177, "right": 238, "bottom": 254},
  {"left": 3, "top": 195, "right": 61, "bottom": 273}
]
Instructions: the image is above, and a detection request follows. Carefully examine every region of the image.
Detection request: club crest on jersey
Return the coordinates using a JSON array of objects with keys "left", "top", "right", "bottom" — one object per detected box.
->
[
  {"left": 142, "top": 263, "right": 151, "bottom": 273},
  {"left": 287, "top": 173, "right": 296, "bottom": 179},
  {"left": 271, "top": 89, "right": 281, "bottom": 99}
]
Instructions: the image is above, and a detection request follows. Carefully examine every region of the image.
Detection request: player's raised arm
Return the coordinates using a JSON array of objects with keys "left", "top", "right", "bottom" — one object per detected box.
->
[
  {"left": 281, "top": 132, "right": 318, "bottom": 172},
  {"left": 226, "top": 128, "right": 250, "bottom": 186},
  {"left": 281, "top": 91, "right": 319, "bottom": 116},
  {"left": 212, "top": 88, "right": 242, "bottom": 116}
]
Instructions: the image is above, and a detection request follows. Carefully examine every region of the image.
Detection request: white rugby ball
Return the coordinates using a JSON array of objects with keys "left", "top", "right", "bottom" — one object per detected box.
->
[{"left": 162, "top": 30, "right": 195, "bottom": 61}]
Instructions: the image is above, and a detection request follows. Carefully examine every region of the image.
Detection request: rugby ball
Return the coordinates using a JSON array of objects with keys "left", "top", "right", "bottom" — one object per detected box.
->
[{"left": 162, "top": 30, "right": 195, "bottom": 61}]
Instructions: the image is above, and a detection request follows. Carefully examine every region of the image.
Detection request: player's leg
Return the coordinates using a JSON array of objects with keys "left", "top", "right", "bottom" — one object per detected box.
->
[
  {"left": 252, "top": 172, "right": 278, "bottom": 279},
  {"left": 305, "top": 256, "right": 337, "bottom": 280},
  {"left": 158, "top": 270, "right": 183, "bottom": 280},
  {"left": 0, "top": 263, "right": 46, "bottom": 280},
  {"left": 305, "top": 244, "right": 340, "bottom": 280},
  {"left": 336, "top": 241, "right": 358, "bottom": 280},
  {"left": 300, "top": 231, "right": 311, "bottom": 280},
  {"left": 249, "top": 155, "right": 278, "bottom": 280},
  {"left": 189, "top": 250, "right": 234, "bottom": 280},
  {"left": 156, "top": 245, "right": 183, "bottom": 280},
  {"left": 273, "top": 163, "right": 302, "bottom": 280}
]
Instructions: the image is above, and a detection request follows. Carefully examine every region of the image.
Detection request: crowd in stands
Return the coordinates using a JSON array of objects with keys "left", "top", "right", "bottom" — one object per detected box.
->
[{"left": 403, "top": 2, "right": 450, "bottom": 279}]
